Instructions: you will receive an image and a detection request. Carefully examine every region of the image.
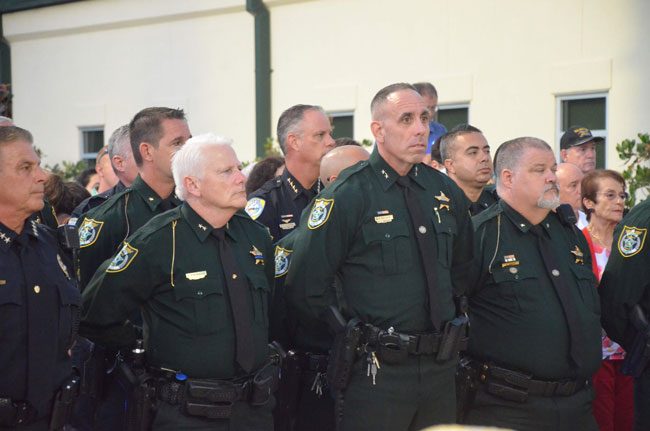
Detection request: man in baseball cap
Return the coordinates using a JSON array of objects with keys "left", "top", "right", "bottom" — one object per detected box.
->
[{"left": 559, "top": 126, "right": 604, "bottom": 174}]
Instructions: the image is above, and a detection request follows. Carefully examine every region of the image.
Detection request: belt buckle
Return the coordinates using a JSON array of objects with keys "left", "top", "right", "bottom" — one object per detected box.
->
[
  {"left": 378, "top": 330, "right": 409, "bottom": 364},
  {"left": 555, "top": 380, "right": 576, "bottom": 396}
]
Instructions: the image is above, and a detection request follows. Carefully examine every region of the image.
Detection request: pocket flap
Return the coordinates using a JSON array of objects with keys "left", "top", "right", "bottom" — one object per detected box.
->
[
  {"left": 362, "top": 220, "right": 409, "bottom": 244},
  {"left": 174, "top": 277, "right": 223, "bottom": 301}
]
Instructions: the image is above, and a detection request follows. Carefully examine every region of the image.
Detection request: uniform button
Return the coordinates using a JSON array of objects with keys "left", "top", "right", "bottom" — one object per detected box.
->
[
  {"left": 197, "top": 291, "right": 204, "bottom": 296},
  {"left": 385, "top": 233, "right": 391, "bottom": 239},
  {"left": 418, "top": 226, "right": 427, "bottom": 234},
  {"left": 232, "top": 274, "right": 238, "bottom": 279},
  {"left": 33, "top": 285, "right": 40, "bottom": 294},
  {"left": 509, "top": 267, "right": 518, "bottom": 274},
  {"left": 552, "top": 269, "right": 560, "bottom": 277}
]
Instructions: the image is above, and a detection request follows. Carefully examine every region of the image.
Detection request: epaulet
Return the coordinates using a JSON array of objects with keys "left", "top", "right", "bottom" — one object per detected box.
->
[
  {"left": 84, "top": 186, "right": 133, "bottom": 220},
  {"left": 134, "top": 207, "right": 182, "bottom": 238},
  {"left": 472, "top": 201, "right": 503, "bottom": 230},
  {"left": 249, "top": 176, "right": 283, "bottom": 198},
  {"left": 329, "top": 160, "right": 369, "bottom": 192}
]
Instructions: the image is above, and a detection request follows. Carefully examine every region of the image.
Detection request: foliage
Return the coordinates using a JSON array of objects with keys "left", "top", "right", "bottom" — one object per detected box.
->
[
  {"left": 616, "top": 132, "right": 650, "bottom": 206},
  {"left": 35, "top": 146, "right": 89, "bottom": 181}
]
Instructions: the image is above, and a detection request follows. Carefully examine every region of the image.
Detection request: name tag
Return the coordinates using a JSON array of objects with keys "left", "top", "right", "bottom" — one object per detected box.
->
[
  {"left": 374, "top": 214, "right": 394, "bottom": 224},
  {"left": 185, "top": 271, "right": 207, "bottom": 280}
]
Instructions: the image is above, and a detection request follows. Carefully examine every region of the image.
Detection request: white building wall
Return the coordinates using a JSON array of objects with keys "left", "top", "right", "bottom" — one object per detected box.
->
[{"left": 4, "top": 0, "right": 649, "bottom": 170}]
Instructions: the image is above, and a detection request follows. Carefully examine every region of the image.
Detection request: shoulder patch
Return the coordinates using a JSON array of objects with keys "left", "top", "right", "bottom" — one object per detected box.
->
[
  {"left": 471, "top": 202, "right": 502, "bottom": 231},
  {"left": 274, "top": 246, "right": 293, "bottom": 278},
  {"left": 106, "top": 242, "right": 139, "bottom": 273},
  {"left": 245, "top": 198, "right": 266, "bottom": 220},
  {"left": 308, "top": 198, "right": 334, "bottom": 230},
  {"left": 617, "top": 225, "right": 647, "bottom": 257},
  {"left": 79, "top": 218, "right": 104, "bottom": 248}
]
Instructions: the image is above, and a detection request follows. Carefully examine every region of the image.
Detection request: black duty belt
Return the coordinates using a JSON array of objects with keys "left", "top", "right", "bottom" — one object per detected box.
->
[
  {"left": 0, "top": 398, "right": 38, "bottom": 427},
  {"left": 297, "top": 352, "right": 328, "bottom": 373},
  {"left": 476, "top": 361, "right": 590, "bottom": 402},
  {"left": 157, "top": 377, "right": 252, "bottom": 406}
]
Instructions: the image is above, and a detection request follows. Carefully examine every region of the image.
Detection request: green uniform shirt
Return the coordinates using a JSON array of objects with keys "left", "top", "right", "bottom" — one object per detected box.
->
[
  {"left": 470, "top": 200, "right": 602, "bottom": 380},
  {"left": 600, "top": 198, "right": 650, "bottom": 350},
  {"left": 80, "top": 203, "right": 274, "bottom": 379},
  {"left": 77, "top": 175, "right": 180, "bottom": 288},
  {"left": 285, "top": 148, "right": 474, "bottom": 334}
]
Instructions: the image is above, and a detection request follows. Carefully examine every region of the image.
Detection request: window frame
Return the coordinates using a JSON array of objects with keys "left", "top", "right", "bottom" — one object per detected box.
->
[
  {"left": 328, "top": 111, "right": 354, "bottom": 140},
  {"left": 437, "top": 103, "right": 470, "bottom": 130},
  {"left": 79, "top": 125, "right": 104, "bottom": 166}
]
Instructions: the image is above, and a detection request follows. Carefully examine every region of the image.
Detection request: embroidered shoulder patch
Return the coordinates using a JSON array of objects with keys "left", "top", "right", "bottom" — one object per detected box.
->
[
  {"left": 308, "top": 198, "right": 334, "bottom": 230},
  {"left": 618, "top": 225, "right": 647, "bottom": 257},
  {"left": 274, "top": 246, "right": 293, "bottom": 278},
  {"left": 245, "top": 198, "right": 266, "bottom": 220},
  {"left": 107, "top": 242, "right": 139, "bottom": 273},
  {"left": 79, "top": 218, "right": 104, "bottom": 248}
]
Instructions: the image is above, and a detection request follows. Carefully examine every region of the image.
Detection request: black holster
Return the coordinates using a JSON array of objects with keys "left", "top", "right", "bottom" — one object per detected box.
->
[
  {"left": 437, "top": 315, "right": 469, "bottom": 361},
  {"left": 622, "top": 304, "right": 650, "bottom": 377},
  {"left": 49, "top": 373, "right": 81, "bottom": 430},
  {"left": 116, "top": 355, "right": 156, "bottom": 431},
  {"left": 326, "top": 317, "right": 362, "bottom": 391},
  {"left": 274, "top": 351, "right": 302, "bottom": 421},
  {"left": 455, "top": 356, "right": 479, "bottom": 423}
]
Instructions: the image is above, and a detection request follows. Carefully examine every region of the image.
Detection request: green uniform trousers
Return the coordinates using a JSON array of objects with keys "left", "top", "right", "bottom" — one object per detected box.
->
[{"left": 340, "top": 355, "right": 456, "bottom": 431}]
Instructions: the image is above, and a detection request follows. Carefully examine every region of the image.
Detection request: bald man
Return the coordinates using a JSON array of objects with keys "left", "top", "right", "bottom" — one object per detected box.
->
[
  {"left": 319, "top": 145, "right": 370, "bottom": 187},
  {"left": 556, "top": 162, "right": 587, "bottom": 228}
]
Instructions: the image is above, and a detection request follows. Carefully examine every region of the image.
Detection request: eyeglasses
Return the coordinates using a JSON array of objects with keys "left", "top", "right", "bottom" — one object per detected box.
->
[{"left": 598, "top": 191, "right": 628, "bottom": 201}]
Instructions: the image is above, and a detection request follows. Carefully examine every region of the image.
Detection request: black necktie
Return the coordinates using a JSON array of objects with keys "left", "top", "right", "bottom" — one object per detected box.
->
[
  {"left": 396, "top": 176, "right": 442, "bottom": 331},
  {"left": 212, "top": 228, "right": 256, "bottom": 373},
  {"left": 530, "top": 225, "right": 584, "bottom": 368}
]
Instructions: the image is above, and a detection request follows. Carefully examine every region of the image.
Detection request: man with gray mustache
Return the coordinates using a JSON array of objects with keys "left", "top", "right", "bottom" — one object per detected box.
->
[{"left": 460, "top": 137, "right": 602, "bottom": 431}]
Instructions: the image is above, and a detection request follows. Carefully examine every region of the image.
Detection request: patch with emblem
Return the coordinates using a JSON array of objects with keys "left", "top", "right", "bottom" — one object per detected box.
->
[
  {"left": 245, "top": 198, "right": 265, "bottom": 220},
  {"left": 570, "top": 245, "right": 585, "bottom": 264},
  {"left": 57, "top": 254, "right": 71, "bottom": 279},
  {"left": 308, "top": 198, "right": 334, "bottom": 230},
  {"left": 250, "top": 245, "right": 265, "bottom": 265},
  {"left": 279, "top": 214, "right": 296, "bottom": 231},
  {"left": 501, "top": 254, "right": 520, "bottom": 268},
  {"left": 274, "top": 246, "right": 293, "bottom": 278},
  {"left": 374, "top": 210, "right": 394, "bottom": 224},
  {"left": 79, "top": 218, "right": 104, "bottom": 248},
  {"left": 617, "top": 225, "right": 647, "bottom": 257},
  {"left": 106, "top": 242, "right": 139, "bottom": 273}
]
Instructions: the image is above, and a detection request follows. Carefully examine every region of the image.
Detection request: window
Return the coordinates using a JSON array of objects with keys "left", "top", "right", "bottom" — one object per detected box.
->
[
  {"left": 329, "top": 112, "right": 354, "bottom": 140},
  {"left": 556, "top": 94, "right": 607, "bottom": 168},
  {"left": 438, "top": 104, "right": 469, "bottom": 131},
  {"left": 80, "top": 126, "right": 104, "bottom": 167}
]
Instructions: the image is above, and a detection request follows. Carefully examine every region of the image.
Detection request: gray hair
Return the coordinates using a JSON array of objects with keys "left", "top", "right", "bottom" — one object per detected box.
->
[
  {"left": 172, "top": 132, "right": 233, "bottom": 200},
  {"left": 107, "top": 124, "right": 131, "bottom": 160},
  {"left": 495, "top": 137, "right": 553, "bottom": 185},
  {"left": 412, "top": 82, "right": 438, "bottom": 98},
  {"left": 370, "top": 83, "right": 418, "bottom": 120},
  {"left": 276, "top": 104, "right": 325, "bottom": 155}
]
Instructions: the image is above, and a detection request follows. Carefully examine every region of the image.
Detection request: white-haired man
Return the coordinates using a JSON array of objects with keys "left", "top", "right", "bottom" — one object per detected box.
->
[{"left": 80, "top": 133, "right": 276, "bottom": 430}]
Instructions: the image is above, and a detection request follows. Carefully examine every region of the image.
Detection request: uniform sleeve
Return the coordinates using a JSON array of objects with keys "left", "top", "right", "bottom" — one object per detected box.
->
[
  {"left": 285, "top": 187, "right": 359, "bottom": 330},
  {"left": 80, "top": 235, "right": 158, "bottom": 348},
  {"left": 600, "top": 219, "right": 650, "bottom": 349},
  {"left": 77, "top": 208, "right": 126, "bottom": 289}
]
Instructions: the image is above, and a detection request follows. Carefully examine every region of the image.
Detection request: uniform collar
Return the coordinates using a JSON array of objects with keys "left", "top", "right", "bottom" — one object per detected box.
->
[
  {"left": 181, "top": 203, "right": 238, "bottom": 243},
  {"left": 368, "top": 147, "right": 426, "bottom": 191},
  {"left": 282, "top": 168, "right": 320, "bottom": 200},
  {"left": 131, "top": 175, "right": 181, "bottom": 211},
  {"left": 500, "top": 200, "right": 553, "bottom": 235},
  {"left": 0, "top": 219, "right": 39, "bottom": 252}
]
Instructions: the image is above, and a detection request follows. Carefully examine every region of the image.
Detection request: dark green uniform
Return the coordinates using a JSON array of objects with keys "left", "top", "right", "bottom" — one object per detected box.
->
[
  {"left": 600, "top": 198, "right": 650, "bottom": 430},
  {"left": 285, "top": 148, "right": 474, "bottom": 430},
  {"left": 80, "top": 203, "right": 275, "bottom": 430},
  {"left": 466, "top": 200, "right": 601, "bottom": 431},
  {"left": 468, "top": 186, "right": 498, "bottom": 216},
  {"left": 77, "top": 175, "right": 180, "bottom": 288}
]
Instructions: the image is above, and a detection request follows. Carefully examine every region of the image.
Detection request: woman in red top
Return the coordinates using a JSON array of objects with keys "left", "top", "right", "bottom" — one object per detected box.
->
[{"left": 581, "top": 169, "right": 632, "bottom": 431}]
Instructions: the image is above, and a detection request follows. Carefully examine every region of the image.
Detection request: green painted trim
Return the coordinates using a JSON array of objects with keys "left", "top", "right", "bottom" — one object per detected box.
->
[
  {"left": 0, "top": 0, "right": 81, "bottom": 14},
  {"left": 246, "top": 0, "right": 271, "bottom": 158}
]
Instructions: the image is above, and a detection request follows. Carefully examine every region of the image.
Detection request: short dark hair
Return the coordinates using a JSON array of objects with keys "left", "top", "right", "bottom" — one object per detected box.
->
[
  {"left": 76, "top": 167, "right": 97, "bottom": 188},
  {"left": 129, "top": 107, "right": 186, "bottom": 166},
  {"left": 581, "top": 169, "right": 626, "bottom": 219},
  {"left": 45, "top": 174, "right": 90, "bottom": 217},
  {"left": 412, "top": 82, "right": 438, "bottom": 98},
  {"left": 371, "top": 83, "right": 418, "bottom": 119},
  {"left": 276, "top": 104, "right": 324, "bottom": 155},
  {"left": 246, "top": 156, "right": 285, "bottom": 196},
  {"left": 334, "top": 137, "right": 360, "bottom": 148},
  {"left": 430, "top": 137, "right": 443, "bottom": 164},
  {"left": 439, "top": 124, "right": 483, "bottom": 161},
  {"left": 494, "top": 137, "right": 552, "bottom": 184}
]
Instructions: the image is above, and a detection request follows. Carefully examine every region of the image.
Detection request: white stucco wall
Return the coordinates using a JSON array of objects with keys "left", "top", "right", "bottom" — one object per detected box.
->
[{"left": 3, "top": 0, "right": 649, "bottom": 170}]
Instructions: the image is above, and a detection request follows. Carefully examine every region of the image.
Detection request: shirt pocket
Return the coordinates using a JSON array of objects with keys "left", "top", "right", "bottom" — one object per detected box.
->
[
  {"left": 362, "top": 220, "right": 412, "bottom": 275},
  {"left": 173, "top": 276, "right": 226, "bottom": 335},
  {"left": 0, "top": 279, "right": 23, "bottom": 345},
  {"left": 57, "top": 281, "right": 81, "bottom": 353},
  {"left": 569, "top": 264, "right": 599, "bottom": 314},
  {"left": 431, "top": 214, "right": 458, "bottom": 268},
  {"left": 246, "top": 271, "right": 271, "bottom": 327},
  {"left": 490, "top": 265, "right": 538, "bottom": 312}
]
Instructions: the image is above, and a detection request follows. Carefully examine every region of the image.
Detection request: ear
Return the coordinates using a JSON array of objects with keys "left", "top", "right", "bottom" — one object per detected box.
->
[
  {"left": 140, "top": 142, "right": 154, "bottom": 163},
  {"left": 500, "top": 168, "right": 514, "bottom": 189},
  {"left": 582, "top": 197, "right": 595, "bottom": 211},
  {"left": 559, "top": 149, "right": 568, "bottom": 162},
  {"left": 184, "top": 176, "right": 201, "bottom": 198},
  {"left": 443, "top": 158, "right": 454, "bottom": 174},
  {"left": 112, "top": 155, "right": 125, "bottom": 173},
  {"left": 370, "top": 120, "right": 384, "bottom": 144},
  {"left": 285, "top": 132, "right": 300, "bottom": 153}
]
